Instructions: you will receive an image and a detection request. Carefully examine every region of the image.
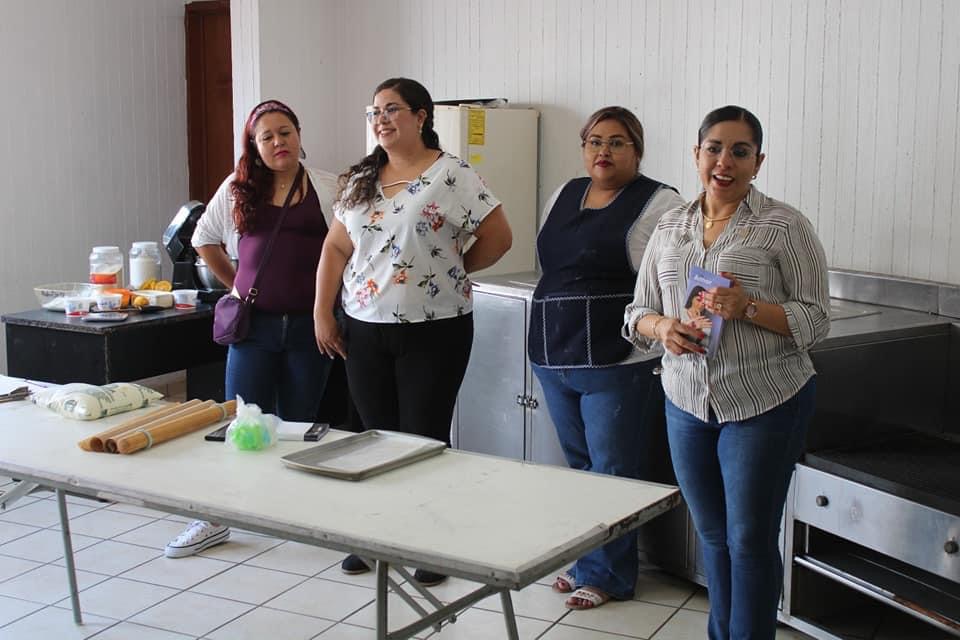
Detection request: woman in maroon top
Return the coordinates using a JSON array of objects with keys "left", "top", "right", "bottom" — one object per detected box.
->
[
  {"left": 165, "top": 100, "right": 338, "bottom": 560},
  {"left": 224, "top": 99, "right": 337, "bottom": 420}
]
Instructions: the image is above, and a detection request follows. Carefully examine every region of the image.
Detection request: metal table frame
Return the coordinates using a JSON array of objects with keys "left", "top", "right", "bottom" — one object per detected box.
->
[
  {"left": 0, "top": 387, "right": 679, "bottom": 639},
  {"left": 6, "top": 474, "right": 522, "bottom": 639}
]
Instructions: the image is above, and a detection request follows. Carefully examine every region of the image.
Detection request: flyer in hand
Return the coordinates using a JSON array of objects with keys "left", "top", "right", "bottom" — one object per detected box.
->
[{"left": 683, "top": 266, "right": 731, "bottom": 358}]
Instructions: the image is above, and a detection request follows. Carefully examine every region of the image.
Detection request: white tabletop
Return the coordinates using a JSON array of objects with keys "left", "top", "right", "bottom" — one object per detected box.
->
[{"left": 0, "top": 377, "right": 679, "bottom": 588}]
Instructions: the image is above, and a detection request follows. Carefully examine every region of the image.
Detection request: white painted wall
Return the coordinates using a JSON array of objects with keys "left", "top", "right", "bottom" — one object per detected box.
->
[
  {"left": 0, "top": 0, "right": 189, "bottom": 373},
  {"left": 229, "top": 0, "right": 345, "bottom": 172},
  {"left": 243, "top": 0, "right": 960, "bottom": 285}
]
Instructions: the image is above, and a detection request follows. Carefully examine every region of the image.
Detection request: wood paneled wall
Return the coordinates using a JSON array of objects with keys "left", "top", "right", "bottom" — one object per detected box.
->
[
  {"left": 0, "top": 0, "right": 188, "bottom": 373},
  {"left": 243, "top": 0, "right": 960, "bottom": 284}
]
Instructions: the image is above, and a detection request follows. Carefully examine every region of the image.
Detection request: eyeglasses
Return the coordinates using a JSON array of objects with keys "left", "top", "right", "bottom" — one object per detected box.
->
[
  {"left": 365, "top": 105, "right": 413, "bottom": 123},
  {"left": 699, "top": 143, "right": 757, "bottom": 160},
  {"left": 582, "top": 137, "right": 635, "bottom": 154}
]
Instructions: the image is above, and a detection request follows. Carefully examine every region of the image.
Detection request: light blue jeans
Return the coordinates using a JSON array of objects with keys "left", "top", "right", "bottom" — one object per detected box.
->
[
  {"left": 665, "top": 378, "right": 816, "bottom": 640},
  {"left": 226, "top": 310, "right": 332, "bottom": 421},
  {"left": 532, "top": 359, "right": 663, "bottom": 599}
]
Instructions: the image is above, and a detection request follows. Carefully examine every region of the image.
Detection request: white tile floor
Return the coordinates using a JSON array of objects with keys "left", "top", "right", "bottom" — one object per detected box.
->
[{"left": 0, "top": 476, "right": 818, "bottom": 639}]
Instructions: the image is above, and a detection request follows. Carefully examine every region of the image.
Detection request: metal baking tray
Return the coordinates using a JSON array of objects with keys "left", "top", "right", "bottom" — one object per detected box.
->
[{"left": 280, "top": 430, "right": 446, "bottom": 480}]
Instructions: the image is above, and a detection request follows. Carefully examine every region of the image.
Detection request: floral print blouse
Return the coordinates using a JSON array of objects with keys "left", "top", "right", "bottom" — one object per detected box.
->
[{"left": 335, "top": 152, "right": 501, "bottom": 323}]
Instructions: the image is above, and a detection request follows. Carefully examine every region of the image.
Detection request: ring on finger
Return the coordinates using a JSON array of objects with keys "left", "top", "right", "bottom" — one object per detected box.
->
[{"left": 717, "top": 302, "right": 723, "bottom": 311}]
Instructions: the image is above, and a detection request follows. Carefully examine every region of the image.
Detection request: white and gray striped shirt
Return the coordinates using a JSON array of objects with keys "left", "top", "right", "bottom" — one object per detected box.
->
[{"left": 623, "top": 186, "right": 830, "bottom": 423}]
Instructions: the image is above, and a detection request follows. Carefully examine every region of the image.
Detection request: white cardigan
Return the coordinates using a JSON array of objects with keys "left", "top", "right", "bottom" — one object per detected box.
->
[{"left": 191, "top": 167, "right": 338, "bottom": 257}]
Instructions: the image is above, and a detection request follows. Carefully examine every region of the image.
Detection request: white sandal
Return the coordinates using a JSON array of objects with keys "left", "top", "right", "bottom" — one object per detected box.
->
[
  {"left": 565, "top": 587, "right": 611, "bottom": 610},
  {"left": 552, "top": 572, "right": 575, "bottom": 593}
]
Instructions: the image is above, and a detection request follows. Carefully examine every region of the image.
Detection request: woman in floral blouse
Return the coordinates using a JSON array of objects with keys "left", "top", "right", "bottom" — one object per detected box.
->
[{"left": 313, "top": 77, "right": 512, "bottom": 584}]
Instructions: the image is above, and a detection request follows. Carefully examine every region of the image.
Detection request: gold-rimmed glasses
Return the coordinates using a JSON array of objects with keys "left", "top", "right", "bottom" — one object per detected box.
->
[{"left": 582, "top": 137, "right": 635, "bottom": 154}]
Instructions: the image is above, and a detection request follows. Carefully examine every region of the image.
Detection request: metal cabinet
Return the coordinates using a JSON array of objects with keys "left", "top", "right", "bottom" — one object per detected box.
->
[
  {"left": 451, "top": 273, "right": 567, "bottom": 467},
  {"left": 453, "top": 272, "right": 706, "bottom": 583},
  {"left": 452, "top": 273, "right": 706, "bottom": 588}
]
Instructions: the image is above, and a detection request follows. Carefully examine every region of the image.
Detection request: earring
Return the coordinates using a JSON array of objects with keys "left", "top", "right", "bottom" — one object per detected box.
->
[
  {"left": 300, "top": 147, "right": 307, "bottom": 160},
  {"left": 254, "top": 158, "right": 262, "bottom": 167},
  {"left": 752, "top": 174, "right": 757, "bottom": 180}
]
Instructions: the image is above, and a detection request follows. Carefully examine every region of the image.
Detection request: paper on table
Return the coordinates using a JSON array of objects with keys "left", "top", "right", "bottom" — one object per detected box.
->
[{"left": 276, "top": 421, "right": 324, "bottom": 441}]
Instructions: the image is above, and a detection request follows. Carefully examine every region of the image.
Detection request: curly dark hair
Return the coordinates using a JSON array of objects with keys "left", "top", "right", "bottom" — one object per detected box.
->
[
  {"left": 230, "top": 100, "right": 302, "bottom": 234},
  {"left": 337, "top": 78, "right": 442, "bottom": 210}
]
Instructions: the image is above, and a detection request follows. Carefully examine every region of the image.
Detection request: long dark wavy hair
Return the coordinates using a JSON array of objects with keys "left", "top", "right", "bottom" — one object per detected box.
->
[
  {"left": 337, "top": 78, "right": 441, "bottom": 210},
  {"left": 230, "top": 100, "right": 302, "bottom": 234}
]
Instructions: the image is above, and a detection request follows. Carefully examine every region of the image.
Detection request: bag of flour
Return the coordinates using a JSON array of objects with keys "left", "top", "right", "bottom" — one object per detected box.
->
[{"left": 32, "top": 382, "right": 163, "bottom": 420}]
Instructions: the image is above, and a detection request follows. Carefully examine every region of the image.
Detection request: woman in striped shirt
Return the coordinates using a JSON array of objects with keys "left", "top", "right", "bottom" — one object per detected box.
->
[{"left": 624, "top": 105, "right": 830, "bottom": 640}]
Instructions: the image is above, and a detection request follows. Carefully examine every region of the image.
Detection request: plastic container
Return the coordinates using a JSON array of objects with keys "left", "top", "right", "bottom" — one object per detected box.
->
[
  {"left": 34, "top": 283, "right": 96, "bottom": 311},
  {"left": 64, "top": 296, "right": 93, "bottom": 317},
  {"left": 172, "top": 289, "right": 198, "bottom": 309},
  {"left": 94, "top": 292, "right": 123, "bottom": 312},
  {"left": 129, "top": 241, "right": 162, "bottom": 289},
  {"left": 89, "top": 246, "right": 124, "bottom": 288}
]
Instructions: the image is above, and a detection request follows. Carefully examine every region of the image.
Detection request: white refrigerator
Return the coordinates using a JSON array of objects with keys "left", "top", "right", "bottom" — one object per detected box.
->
[{"left": 366, "top": 104, "right": 539, "bottom": 277}]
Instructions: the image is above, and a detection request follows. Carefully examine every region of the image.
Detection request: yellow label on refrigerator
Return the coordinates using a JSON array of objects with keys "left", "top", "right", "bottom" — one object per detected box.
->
[{"left": 468, "top": 109, "right": 486, "bottom": 145}]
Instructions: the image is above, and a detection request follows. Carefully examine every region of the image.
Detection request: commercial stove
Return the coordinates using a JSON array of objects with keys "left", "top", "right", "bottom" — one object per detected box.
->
[
  {"left": 458, "top": 269, "right": 960, "bottom": 638},
  {"left": 781, "top": 270, "right": 960, "bottom": 639}
]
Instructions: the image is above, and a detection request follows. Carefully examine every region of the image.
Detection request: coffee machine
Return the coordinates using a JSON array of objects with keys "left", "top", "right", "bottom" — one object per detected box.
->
[{"left": 162, "top": 201, "right": 229, "bottom": 303}]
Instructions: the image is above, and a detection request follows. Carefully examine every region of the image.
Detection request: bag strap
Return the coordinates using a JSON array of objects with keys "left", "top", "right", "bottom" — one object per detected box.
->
[{"left": 244, "top": 164, "right": 306, "bottom": 303}]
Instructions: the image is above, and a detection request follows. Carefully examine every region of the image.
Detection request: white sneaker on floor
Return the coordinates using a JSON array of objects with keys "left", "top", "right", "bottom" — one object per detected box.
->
[{"left": 164, "top": 521, "right": 230, "bottom": 558}]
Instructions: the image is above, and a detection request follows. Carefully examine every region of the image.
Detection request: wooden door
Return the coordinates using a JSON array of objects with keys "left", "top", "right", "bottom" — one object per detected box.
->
[{"left": 185, "top": 0, "right": 233, "bottom": 203}]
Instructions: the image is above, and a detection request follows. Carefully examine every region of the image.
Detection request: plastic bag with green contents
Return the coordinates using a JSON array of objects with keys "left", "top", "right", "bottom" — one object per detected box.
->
[{"left": 225, "top": 396, "right": 278, "bottom": 451}]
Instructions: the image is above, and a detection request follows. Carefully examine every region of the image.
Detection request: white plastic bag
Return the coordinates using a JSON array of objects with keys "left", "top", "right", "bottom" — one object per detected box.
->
[
  {"left": 32, "top": 382, "right": 163, "bottom": 421},
  {"left": 225, "top": 396, "right": 278, "bottom": 451}
]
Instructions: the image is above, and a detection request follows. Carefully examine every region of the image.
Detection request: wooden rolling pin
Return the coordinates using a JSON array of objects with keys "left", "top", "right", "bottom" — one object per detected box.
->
[
  {"left": 104, "top": 400, "right": 215, "bottom": 453},
  {"left": 79, "top": 400, "right": 202, "bottom": 452},
  {"left": 113, "top": 399, "right": 237, "bottom": 455}
]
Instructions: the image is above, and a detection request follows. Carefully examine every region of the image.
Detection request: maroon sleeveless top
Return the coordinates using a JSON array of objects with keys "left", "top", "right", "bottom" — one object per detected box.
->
[{"left": 235, "top": 180, "right": 328, "bottom": 313}]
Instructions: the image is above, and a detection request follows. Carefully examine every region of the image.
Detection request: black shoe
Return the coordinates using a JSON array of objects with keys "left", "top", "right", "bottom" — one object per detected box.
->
[
  {"left": 413, "top": 568, "right": 447, "bottom": 587},
  {"left": 341, "top": 554, "right": 371, "bottom": 575}
]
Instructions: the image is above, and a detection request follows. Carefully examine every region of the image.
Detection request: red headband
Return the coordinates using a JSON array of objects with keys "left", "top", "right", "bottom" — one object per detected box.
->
[{"left": 246, "top": 100, "right": 298, "bottom": 132}]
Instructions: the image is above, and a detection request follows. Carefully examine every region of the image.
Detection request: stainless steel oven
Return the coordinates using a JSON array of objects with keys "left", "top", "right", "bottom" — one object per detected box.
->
[{"left": 780, "top": 272, "right": 960, "bottom": 639}]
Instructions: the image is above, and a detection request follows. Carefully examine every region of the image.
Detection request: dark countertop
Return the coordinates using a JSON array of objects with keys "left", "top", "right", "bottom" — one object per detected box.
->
[
  {"left": 2, "top": 306, "right": 214, "bottom": 335},
  {"left": 805, "top": 431, "right": 960, "bottom": 516}
]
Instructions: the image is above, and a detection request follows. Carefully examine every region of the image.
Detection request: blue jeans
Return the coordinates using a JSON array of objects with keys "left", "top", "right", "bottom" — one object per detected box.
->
[
  {"left": 226, "top": 310, "right": 332, "bottom": 421},
  {"left": 666, "top": 378, "right": 816, "bottom": 640},
  {"left": 532, "top": 359, "right": 664, "bottom": 599}
]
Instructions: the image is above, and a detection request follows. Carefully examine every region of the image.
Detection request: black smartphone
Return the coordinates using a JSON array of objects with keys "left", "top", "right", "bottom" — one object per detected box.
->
[
  {"left": 205, "top": 422, "right": 330, "bottom": 442},
  {"left": 204, "top": 424, "right": 229, "bottom": 442}
]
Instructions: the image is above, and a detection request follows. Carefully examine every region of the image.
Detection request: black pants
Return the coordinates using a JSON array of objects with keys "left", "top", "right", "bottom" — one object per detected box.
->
[{"left": 344, "top": 314, "right": 473, "bottom": 444}]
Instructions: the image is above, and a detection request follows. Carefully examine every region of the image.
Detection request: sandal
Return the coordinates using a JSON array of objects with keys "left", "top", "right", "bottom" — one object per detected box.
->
[
  {"left": 565, "top": 587, "right": 611, "bottom": 610},
  {"left": 552, "top": 572, "right": 576, "bottom": 593}
]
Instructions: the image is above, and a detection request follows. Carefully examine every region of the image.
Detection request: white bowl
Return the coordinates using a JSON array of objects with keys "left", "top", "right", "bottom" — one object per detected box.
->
[
  {"left": 172, "top": 289, "right": 198, "bottom": 309},
  {"left": 64, "top": 296, "right": 93, "bottom": 316},
  {"left": 94, "top": 292, "right": 123, "bottom": 311},
  {"left": 34, "top": 283, "right": 96, "bottom": 311}
]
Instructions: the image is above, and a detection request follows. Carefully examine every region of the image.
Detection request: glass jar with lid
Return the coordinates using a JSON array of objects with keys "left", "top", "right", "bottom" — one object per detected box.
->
[
  {"left": 129, "top": 241, "right": 162, "bottom": 290},
  {"left": 89, "top": 246, "right": 124, "bottom": 288}
]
